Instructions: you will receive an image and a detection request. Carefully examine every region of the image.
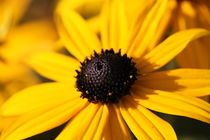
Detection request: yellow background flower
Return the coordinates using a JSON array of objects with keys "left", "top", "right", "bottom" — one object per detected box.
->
[
  {"left": 0, "top": 0, "right": 59, "bottom": 131},
  {"left": 172, "top": 0, "right": 210, "bottom": 68},
  {"left": 0, "top": 0, "right": 31, "bottom": 41}
]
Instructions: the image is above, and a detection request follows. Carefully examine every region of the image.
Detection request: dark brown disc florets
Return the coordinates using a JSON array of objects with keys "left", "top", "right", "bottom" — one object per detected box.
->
[{"left": 76, "top": 49, "right": 137, "bottom": 104}]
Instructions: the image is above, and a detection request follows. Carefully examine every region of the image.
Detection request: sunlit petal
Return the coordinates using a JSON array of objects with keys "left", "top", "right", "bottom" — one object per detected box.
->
[
  {"left": 56, "top": 8, "right": 101, "bottom": 61},
  {"left": 56, "top": 103, "right": 108, "bottom": 140},
  {"left": 1, "top": 82, "right": 79, "bottom": 116},
  {"left": 120, "top": 96, "right": 177, "bottom": 140},
  {"left": 132, "top": 86, "right": 210, "bottom": 123},
  {"left": 1, "top": 98, "right": 87, "bottom": 140},
  {"left": 137, "top": 69, "right": 210, "bottom": 96},
  {"left": 137, "top": 29, "right": 210, "bottom": 73},
  {"left": 27, "top": 52, "right": 79, "bottom": 82}
]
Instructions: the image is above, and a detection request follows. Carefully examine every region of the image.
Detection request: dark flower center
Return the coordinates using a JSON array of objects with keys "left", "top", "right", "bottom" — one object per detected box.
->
[{"left": 76, "top": 49, "right": 137, "bottom": 104}]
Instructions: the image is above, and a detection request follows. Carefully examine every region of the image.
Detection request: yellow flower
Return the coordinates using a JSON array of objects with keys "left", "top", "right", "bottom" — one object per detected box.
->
[
  {"left": 1, "top": 0, "right": 210, "bottom": 139},
  {"left": 0, "top": 19, "right": 58, "bottom": 92},
  {"left": 0, "top": 19, "right": 58, "bottom": 132},
  {"left": 0, "top": 0, "right": 31, "bottom": 41},
  {"left": 172, "top": 0, "right": 210, "bottom": 68},
  {"left": 0, "top": 0, "right": 59, "bottom": 133}
]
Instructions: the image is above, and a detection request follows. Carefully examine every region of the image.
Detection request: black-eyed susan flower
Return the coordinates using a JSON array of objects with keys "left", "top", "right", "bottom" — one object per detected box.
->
[
  {"left": 172, "top": 0, "right": 210, "bottom": 68},
  {"left": 0, "top": 0, "right": 31, "bottom": 41},
  {"left": 1, "top": 0, "right": 210, "bottom": 139}
]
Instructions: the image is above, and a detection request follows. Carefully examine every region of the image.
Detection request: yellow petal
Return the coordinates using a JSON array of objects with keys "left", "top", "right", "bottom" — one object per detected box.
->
[
  {"left": 132, "top": 86, "right": 210, "bottom": 123},
  {"left": 93, "top": 105, "right": 109, "bottom": 140},
  {"left": 106, "top": 0, "right": 128, "bottom": 53},
  {"left": 127, "top": 0, "right": 168, "bottom": 57},
  {"left": 108, "top": 105, "right": 132, "bottom": 140},
  {"left": 87, "top": 16, "right": 101, "bottom": 33},
  {"left": 0, "top": 62, "right": 27, "bottom": 82},
  {"left": 1, "top": 20, "right": 58, "bottom": 63},
  {"left": 176, "top": 38, "right": 210, "bottom": 69},
  {"left": 137, "top": 69, "right": 210, "bottom": 96},
  {"left": 175, "top": 88, "right": 210, "bottom": 97},
  {"left": 102, "top": 116, "right": 112, "bottom": 140},
  {"left": 27, "top": 52, "right": 79, "bottom": 82},
  {"left": 57, "top": 0, "right": 104, "bottom": 18},
  {"left": 0, "top": 91, "right": 5, "bottom": 105},
  {"left": 100, "top": 0, "right": 110, "bottom": 50},
  {"left": 0, "top": 116, "right": 17, "bottom": 132},
  {"left": 83, "top": 105, "right": 109, "bottom": 140},
  {"left": 0, "top": 3, "right": 13, "bottom": 41},
  {"left": 147, "top": 0, "right": 177, "bottom": 51},
  {"left": 120, "top": 96, "right": 177, "bottom": 140},
  {"left": 120, "top": 105, "right": 151, "bottom": 140},
  {"left": 56, "top": 103, "right": 102, "bottom": 140},
  {"left": 55, "top": 8, "right": 101, "bottom": 61},
  {"left": 124, "top": 0, "right": 155, "bottom": 30},
  {"left": 55, "top": 16, "right": 85, "bottom": 61},
  {"left": 136, "top": 29, "right": 210, "bottom": 73},
  {"left": 0, "top": 0, "right": 31, "bottom": 41},
  {"left": 173, "top": 1, "right": 210, "bottom": 69},
  {"left": 1, "top": 82, "right": 79, "bottom": 116},
  {"left": 100, "top": 0, "right": 128, "bottom": 53},
  {"left": 1, "top": 98, "right": 88, "bottom": 140}
]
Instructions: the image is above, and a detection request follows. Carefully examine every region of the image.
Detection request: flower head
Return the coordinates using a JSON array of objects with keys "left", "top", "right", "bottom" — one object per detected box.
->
[{"left": 0, "top": 0, "right": 210, "bottom": 139}]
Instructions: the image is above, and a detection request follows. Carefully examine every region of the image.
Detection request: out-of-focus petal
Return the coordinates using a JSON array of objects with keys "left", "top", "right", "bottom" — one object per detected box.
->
[
  {"left": 0, "top": 20, "right": 58, "bottom": 63},
  {"left": 0, "top": 0, "right": 31, "bottom": 41}
]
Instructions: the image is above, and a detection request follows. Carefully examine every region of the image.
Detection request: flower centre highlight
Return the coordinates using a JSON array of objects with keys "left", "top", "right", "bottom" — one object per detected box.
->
[{"left": 76, "top": 49, "right": 137, "bottom": 104}]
